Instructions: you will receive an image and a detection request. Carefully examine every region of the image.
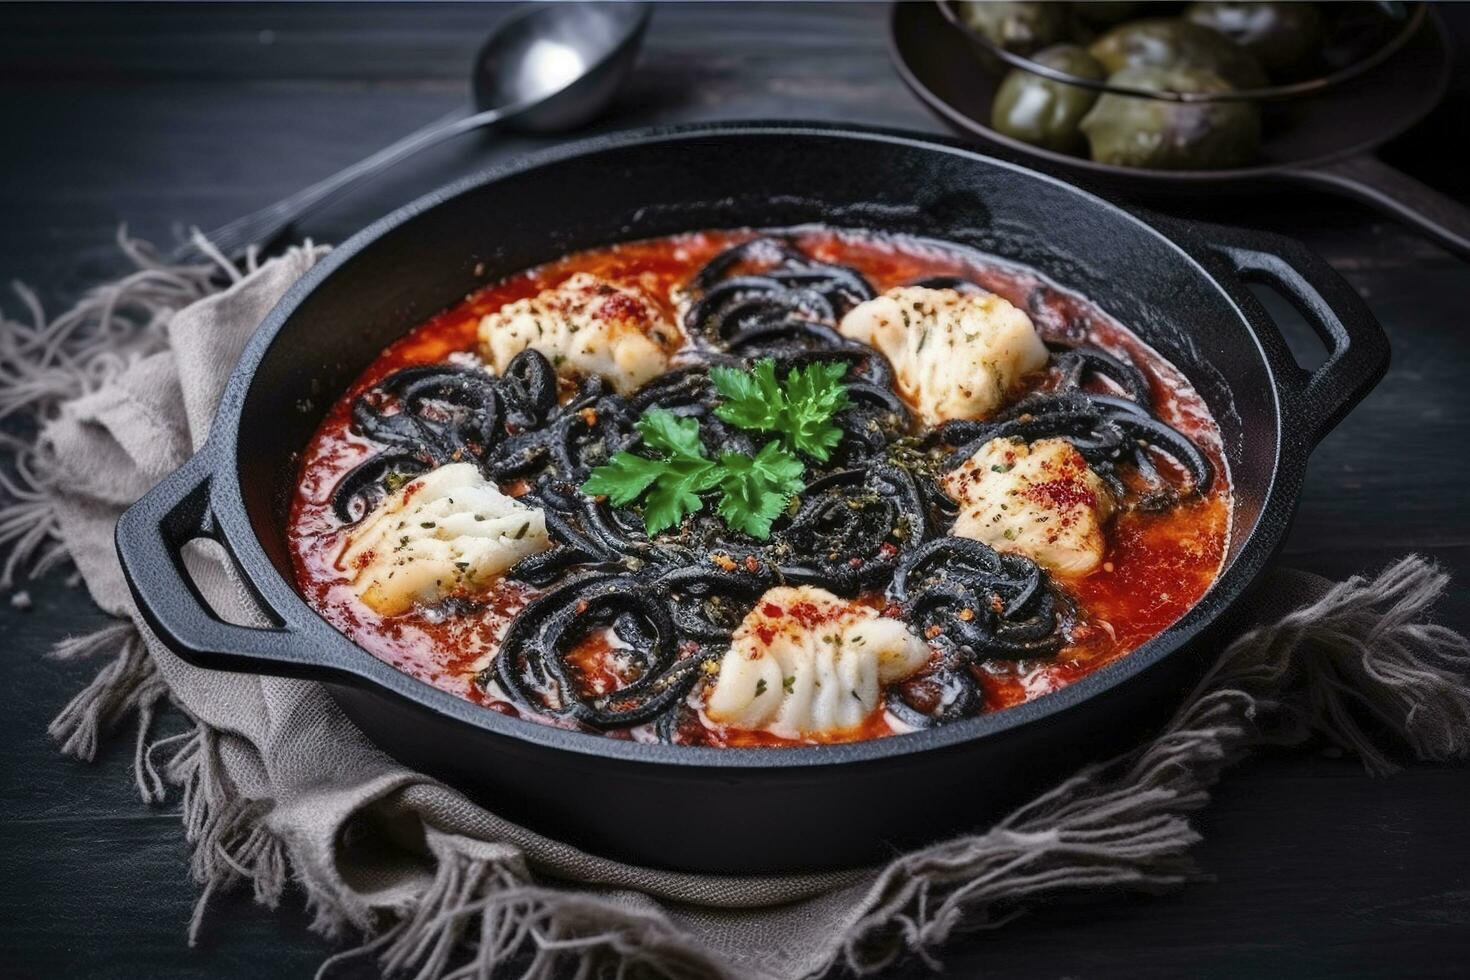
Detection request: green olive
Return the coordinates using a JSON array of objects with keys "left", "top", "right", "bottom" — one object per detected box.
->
[
  {"left": 991, "top": 44, "right": 1106, "bottom": 154},
  {"left": 1079, "top": 66, "right": 1262, "bottom": 170},
  {"left": 959, "top": 1, "right": 1072, "bottom": 56},
  {"left": 1089, "top": 17, "right": 1268, "bottom": 90},
  {"left": 1184, "top": 2, "right": 1324, "bottom": 77},
  {"left": 1070, "top": 2, "right": 1142, "bottom": 28}
]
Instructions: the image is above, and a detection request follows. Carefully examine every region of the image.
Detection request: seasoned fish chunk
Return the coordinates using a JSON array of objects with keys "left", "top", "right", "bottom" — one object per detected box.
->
[
  {"left": 838, "top": 285, "right": 1049, "bottom": 424},
  {"left": 943, "top": 437, "right": 1114, "bottom": 577},
  {"left": 705, "top": 586, "right": 930, "bottom": 739},
  {"left": 339, "top": 463, "right": 549, "bottom": 616},
  {"left": 477, "top": 272, "right": 679, "bottom": 394}
]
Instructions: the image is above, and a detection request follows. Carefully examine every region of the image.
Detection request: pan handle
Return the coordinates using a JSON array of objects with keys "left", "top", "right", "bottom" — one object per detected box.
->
[
  {"left": 1200, "top": 224, "right": 1390, "bottom": 448},
  {"left": 116, "top": 449, "right": 353, "bottom": 680},
  {"left": 1281, "top": 154, "right": 1470, "bottom": 262}
]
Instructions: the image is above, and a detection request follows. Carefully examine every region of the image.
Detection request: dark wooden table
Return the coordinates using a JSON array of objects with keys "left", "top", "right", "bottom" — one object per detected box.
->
[{"left": 3, "top": 4, "right": 1468, "bottom": 978}]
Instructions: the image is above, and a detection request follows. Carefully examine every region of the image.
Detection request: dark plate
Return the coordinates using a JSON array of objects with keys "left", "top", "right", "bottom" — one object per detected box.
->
[{"left": 889, "top": 2, "right": 1470, "bottom": 257}]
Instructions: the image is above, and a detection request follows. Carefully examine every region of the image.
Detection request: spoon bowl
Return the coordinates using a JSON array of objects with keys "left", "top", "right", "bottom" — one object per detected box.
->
[{"left": 475, "top": 2, "right": 651, "bottom": 133}]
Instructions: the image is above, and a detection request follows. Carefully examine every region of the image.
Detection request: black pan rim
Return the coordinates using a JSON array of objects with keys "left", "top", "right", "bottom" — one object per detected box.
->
[
  {"left": 887, "top": 1, "right": 1454, "bottom": 184},
  {"left": 205, "top": 121, "right": 1298, "bottom": 770}
]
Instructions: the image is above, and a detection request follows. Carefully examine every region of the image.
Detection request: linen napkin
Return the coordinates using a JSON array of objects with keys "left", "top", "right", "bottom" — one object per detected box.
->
[{"left": 5, "top": 235, "right": 1469, "bottom": 980}]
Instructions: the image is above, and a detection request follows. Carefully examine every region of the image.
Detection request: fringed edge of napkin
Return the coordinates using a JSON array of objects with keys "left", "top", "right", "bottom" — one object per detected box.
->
[
  {"left": 312, "top": 831, "right": 735, "bottom": 980},
  {"left": 4, "top": 234, "right": 1469, "bottom": 980},
  {"left": 0, "top": 229, "right": 256, "bottom": 589},
  {"left": 43, "top": 618, "right": 294, "bottom": 944}
]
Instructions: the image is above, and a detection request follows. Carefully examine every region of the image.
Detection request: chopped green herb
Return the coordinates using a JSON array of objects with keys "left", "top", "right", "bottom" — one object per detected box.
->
[
  {"left": 713, "top": 440, "right": 804, "bottom": 539},
  {"left": 581, "top": 410, "right": 722, "bottom": 535},
  {"left": 755, "top": 678, "right": 768, "bottom": 698},
  {"left": 709, "top": 358, "right": 851, "bottom": 462},
  {"left": 579, "top": 360, "right": 849, "bottom": 540}
]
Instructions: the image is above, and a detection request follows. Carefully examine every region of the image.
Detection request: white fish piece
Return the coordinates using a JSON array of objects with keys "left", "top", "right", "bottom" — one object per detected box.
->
[
  {"left": 705, "top": 585, "right": 931, "bottom": 739},
  {"left": 838, "top": 285, "right": 1049, "bottom": 424},
  {"left": 339, "top": 462, "right": 550, "bottom": 616},
  {"left": 477, "top": 272, "right": 680, "bottom": 394},
  {"left": 943, "top": 436, "right": 1114, "bottom": 577}
]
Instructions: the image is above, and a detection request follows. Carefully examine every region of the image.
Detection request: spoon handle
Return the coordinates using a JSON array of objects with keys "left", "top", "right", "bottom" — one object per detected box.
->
[{"left": 176, "top": 104, "right": 506, "bottom": 262}]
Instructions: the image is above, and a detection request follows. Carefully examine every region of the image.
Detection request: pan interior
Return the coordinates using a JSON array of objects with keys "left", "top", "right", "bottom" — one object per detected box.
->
[{"left": 232, "top": 129, "right": 1277, "bottom": 655}]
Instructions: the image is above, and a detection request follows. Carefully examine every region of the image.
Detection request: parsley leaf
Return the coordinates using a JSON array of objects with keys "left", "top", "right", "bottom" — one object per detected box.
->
[
  {"left": 710, "top": 358, "right": 851, "bottom": 462},
  {"left": 581, "top": 410, "right": 720, "bottom": 534},
  {"left": 781, "top": 361, "right": 852, "bottom": 460},
  {"left": 581, "top": 358, "right": 852, "bottom": 541},
  {"left": 715, "top": 440, "right": 805, "bottom": 539},
  {"left": 637, "top": 408, "right": 707, "bottom": 459},
  {"left": 579, "top": 451, "right": 666, "bottom": 506},
  {"left": 709, "top": 360, "right": 783, "bottom": 431}
]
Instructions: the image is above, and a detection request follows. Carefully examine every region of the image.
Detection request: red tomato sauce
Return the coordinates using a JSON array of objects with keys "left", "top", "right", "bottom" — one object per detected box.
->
[{"left": 288, "top": 228, "right": 1231, "bottom": 744}]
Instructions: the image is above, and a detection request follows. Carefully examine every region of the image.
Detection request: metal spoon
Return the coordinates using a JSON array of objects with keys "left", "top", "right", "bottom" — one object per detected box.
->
[{"left": 183, "top": 2, "right": 651, "bottom": 260}]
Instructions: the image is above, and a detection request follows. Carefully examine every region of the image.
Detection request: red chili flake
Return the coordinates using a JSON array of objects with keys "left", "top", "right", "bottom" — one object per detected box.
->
[
  {"left": 744, "top": 555, "right": 762, "bottom": 573},
  {"left": 575, "top": 600, "right": 589, "bottom": 614},
  {"left": 755, "top": 624, "right": 777, "bottom": 647},
  {"left": 882, "top": 603, "right": 904, "bottom": 619},
  {"left": 761, "top": 602, "right": 784, "bottom": 618},
  {"left": 1023, "top": 478, "right": 1096, "bottom": 511},
  {"left": 924, "top": 625, "right": 943, "bottom": 639},
  {"left": 848, "top": 556, "right": 864, "bottom": 569},
  {"left": 787, "top": 601, "right": 840, "bottom": 628},
  {"left": 594, "top": 290, "right": 646, "bottom": 323},
  {"left": 579, "top": 407, "right": 598, "bottom": 427},
  {"left": 878, "top": 542, "right": 900, "bottom": 559}
]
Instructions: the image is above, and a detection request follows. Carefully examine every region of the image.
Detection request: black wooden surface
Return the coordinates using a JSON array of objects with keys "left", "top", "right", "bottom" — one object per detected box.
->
[{"left": 2, "top": 4, "right": 1468, "bottom": 978}]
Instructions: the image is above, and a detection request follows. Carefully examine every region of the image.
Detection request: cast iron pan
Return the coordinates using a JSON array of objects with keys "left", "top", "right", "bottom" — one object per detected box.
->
[
  {"left": 114, "top": 123, "right": 1388, "bottom": 874},
  {"left": 891, "top": 2, "right": 1470, "bottom": 259}
]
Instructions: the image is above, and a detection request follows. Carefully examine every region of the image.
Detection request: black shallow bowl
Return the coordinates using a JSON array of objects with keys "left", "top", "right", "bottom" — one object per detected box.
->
[{"left": 116, "top": 124, "right": 1387, "bottom": 874}]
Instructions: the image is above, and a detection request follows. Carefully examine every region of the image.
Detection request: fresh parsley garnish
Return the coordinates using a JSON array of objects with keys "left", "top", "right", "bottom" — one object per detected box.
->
[
  {"left": 714, "top": 440, "right": 805, "bottom": 539},
  {"left": 710, "top": 359, "right": 851, "bottom": 462},
  {"left": 581, "top": 410, "right": 722, "bottom": 535},
  {"left": 581, "top": 360, "right": 851, "bottom": 540}
]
